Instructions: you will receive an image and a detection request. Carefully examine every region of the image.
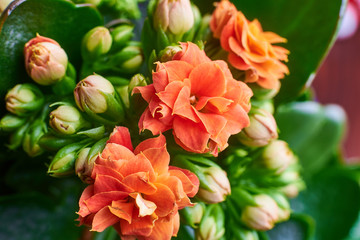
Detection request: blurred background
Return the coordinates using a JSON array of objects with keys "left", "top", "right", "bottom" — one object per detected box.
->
[{"left": 313, "top": 0, "right": 360, "bottom": 161}]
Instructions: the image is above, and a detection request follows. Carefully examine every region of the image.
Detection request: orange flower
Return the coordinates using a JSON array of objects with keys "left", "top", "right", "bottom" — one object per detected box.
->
[
  {"left": 210, "top": 0, "right": 237, "bottom": 39},
  {"left": 134, "top": 42, "right": 252, "bottom": 156},
  {"left": 77, "top": 126, "right": 199, "bottom": 240},
  {"left": 210, "top": 1, "right": 290, "bottom": 90}
]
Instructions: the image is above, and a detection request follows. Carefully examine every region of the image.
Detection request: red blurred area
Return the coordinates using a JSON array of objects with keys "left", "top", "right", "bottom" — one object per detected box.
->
[{"left": 313, "top": 22, "right": 360, "bottom": 160}]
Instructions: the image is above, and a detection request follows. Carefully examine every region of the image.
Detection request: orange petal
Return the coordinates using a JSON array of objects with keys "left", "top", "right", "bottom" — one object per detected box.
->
[
  {"left": 173, "top": 116, "right": 210, "bottom": 153},
  {"left": 131, "top": 192, "right": 157, "bottom": 217},
  {"left": 92, "top": 163, "right": 124, "bottom": 181},
  {"left": 109, "top": 201, "right": 134, "bottom": 223},
  {"left": 172, "top": 86, "right": 199, "bottom": 122},
  {"left": 134, "top": 134, "right": 166, "bottom": 155},
  {"left": 169, "top": 167, "right": 199, "bottom": 198},
  {"left": 120, "top": 210, "right": 156, "bottom": 237},
  {"left": 145, "top": 183, "right": 176, "bottom": 218},
  {"left": 107, "top": 127, "right": 134, "bottom": 151},
  {"left": 189, "top": 62, "right": 227, "bottom": 97},
  {"left": 140, "top": 146, "right": 170, "bottom": 175},
  {"left": 139, "top": 108, "right": 170, "bottom": 135},
  {"left": 228, "top": 52, "right": 251, "bottom": 70},
  {"left": 140, "top": 216, "right": 176, "bottom": 240},
  {"left": 91, "top": 206, "right": 119, "bottom": 232},
  {"left": 220, "top": 15, "right": 235, "bottom": 51},
  {"left": 78, "top": 185, "right": 94, "bottom": 217},
  {"left": 263, "top": 31, "right": 287, "bottom": 44},
  {"left": 85, "top": 191, "right": 128, "bottom": 213},
  {"left": 162, "top": 61, "right": 194, "bottom": 83},
  {"left": 94, "top": 174, "right": 133, "bottom": 194},
  {"left": 173, "top": 42, "right": 211, "bottom": 66},
  {"left": 156, "top": 81, "right": 184, "bottom": 109},
  {"left": 157, "top": 175, "right": 186, "bottom": 201},
  {"left": 119, "top": 155, "right": 156, "bottom": 181},
  {"left": 133, "top": 84, "right": 156, "bottom": 103},
  {"left": 153, "top": 63, "right": 169, "bottom": 92},
  {"left": 194, "top": 111, "right": 227, "bottom": 138},
  {"left": 101, "top": 143, "right": 136, "bottom": 161},
  {"left": 122, "top": 172, "right": 157, "bottom": 195}
]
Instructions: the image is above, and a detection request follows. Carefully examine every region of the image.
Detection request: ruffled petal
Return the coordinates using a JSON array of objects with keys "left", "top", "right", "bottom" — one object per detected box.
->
[
  {"left": 91, "top": 206, "right": 119, "bottom": 232},
  {"left": 107, "top": 126, "right": 134, "bottom": 151}
]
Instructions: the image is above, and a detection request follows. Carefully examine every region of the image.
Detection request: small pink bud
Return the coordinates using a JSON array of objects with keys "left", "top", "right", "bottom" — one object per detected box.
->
[
  {"left": 261, "top": 140, "right": 295, "bottom": 174},
  {"left": 74, "top": 75, "right": 115, "bottom": 113},
  {"left": 197, "top": 167, "right": 231, "bottom": 204},
  {"left": 241, "top": 194, "right": 279, "bottom": 231},
  {"left": 24, "top": 35, "right": 68, "bottom": 85},
  {"left": 154, "top": 0, "right": 194, "bottom": 35}
]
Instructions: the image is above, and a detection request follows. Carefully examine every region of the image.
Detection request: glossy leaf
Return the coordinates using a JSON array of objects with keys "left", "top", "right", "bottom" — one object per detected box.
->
[
  {"left": 291, "top": 167, "right": 360, "bottom": 240},
  {"left": 0, "top": 0, "right": 103, "bottom": 104},
  {"left": 275, "top": 101, "right": 346, "bottom": 177},
  {"left": 193, "top": 0, "right": 346, "bottom": 103}
]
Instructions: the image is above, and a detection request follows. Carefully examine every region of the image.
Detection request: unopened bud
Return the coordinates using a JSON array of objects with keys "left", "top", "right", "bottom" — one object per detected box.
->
[
  {"left": 0, "top": 0, "right": 13, "bottom": 12},
  {"left": 22, "top": 119, "right": 46, "bottom": 157},
  {"left": 238, "top": 109, "right": 278, "bottom": 147},
  {"left": 48, "top": 141, "right": 88, "bottom": 177},
  {"left": 128, "top": 74, "right": 147, "bottom": 94},
  {"left": 159, "top": 45, "right": 182, "bottom": 62},
  {"left": 24, "top": 35, "right": 68, "bottom": 85},
  {"left": 260, "top": 140, "right": 295, "bottom": 174},
  {"left": 5, "top": 84, "right": 44, "bottom": 116},
  {"left": 82, "top": 26, "right": 112, "bottom": 60},
  {"left": 118, "top": 46, "right": 143, "bottom": 72},
  {"left": 197, "top": 166, "right": 231, "bottom": 204},
  {"left": 74, "top": 74, "right": 115, "bottom": 113},
  {"left": 0, "top": 114, "right": 26, "bottom": 132},
  {"left": 241, "top": 194, "right": 279, "bottom": 231},
  {"left": 280, "top": 181, "right": 304, "bottom": 199},
  {"left": 271, "top": 193, "right": 291, "bottom": 222},
  {"left": 180, "top": 203, "right": 205, "bottom": 228},
  {"left": 49, "top": 105, "right": 90, "bottom": 135},
  {"left": 196, "top": 204, "right": 225, "bottom": 240},
  {"left": 248, "top": 82, "right": 280, "bottom": 100},
  {"left": 75, "top": 137, "right": 107, "bottom": 183},
  {"left": 111, "top": 25, "right": 134, "bottom": 50},
  {"left": 154, "top": 0, "right": 194, "bottom": 36}
]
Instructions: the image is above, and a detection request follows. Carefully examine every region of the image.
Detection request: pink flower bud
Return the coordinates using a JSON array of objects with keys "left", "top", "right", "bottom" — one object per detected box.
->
[
  {"left": 261, "top": 140, "right": 295, "bottom": 174},
  {"left": 238, "top": 109, "right": 278, "bottom": 147},
  {"left": 241, "top": 194, "right": 279, "bottom": 231},
  {"left": 197, "top": 167, "right": 231, "bottom": 204},
  {"left": 74, "top": 75, "right": 115, "bottom": 113},
  {"left": 154, "top": 0, "right": 194, "bottom": 35},
  {"left": 75, "top": 147, "right": 97, "bottom": 184},
  {"left": 24, "top": 35, "right": 68, "bottom": 85}
]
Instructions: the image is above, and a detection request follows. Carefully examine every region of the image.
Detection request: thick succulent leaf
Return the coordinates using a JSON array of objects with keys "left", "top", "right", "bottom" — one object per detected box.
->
[
  {"left": 275, "top": 101, "right": 346, "bottom": 178},
  {"left": 0, "top": 0, "right": 103, "bottom": 107}
]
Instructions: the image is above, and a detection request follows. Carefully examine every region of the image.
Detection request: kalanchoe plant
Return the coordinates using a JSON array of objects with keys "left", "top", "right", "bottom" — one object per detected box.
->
[{"left": 0, "top": 0, "right": 354, "bottom": 239}]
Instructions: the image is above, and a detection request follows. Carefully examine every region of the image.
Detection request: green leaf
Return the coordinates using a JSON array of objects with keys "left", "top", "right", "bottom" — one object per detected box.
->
[
  {"left": 0, "top": 0, "right": 103, "bottom": 106},
  {"left": 291, "top": 167, "right": 360, "bottom": 240},
  {"left": 193, "top": 0, "right": 346, "bottom": 103},
  {"left": 275, "top": 101, "right": 346, "bottom": 177}
]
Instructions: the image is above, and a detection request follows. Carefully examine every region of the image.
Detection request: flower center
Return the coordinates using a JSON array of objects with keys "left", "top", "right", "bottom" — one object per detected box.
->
[{"left": 189, "top": 95, "right": 197, "bottom": 105}]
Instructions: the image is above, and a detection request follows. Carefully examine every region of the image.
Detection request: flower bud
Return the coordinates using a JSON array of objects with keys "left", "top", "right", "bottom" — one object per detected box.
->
[
  {"left": 48, "top": 141, "right": 88, "bottom": 177},
  {"left": 241, "top": 194, "right": 279, "bottom": 231},
  {"left": 196, "top": 204, "right": 225, "bottom": 240},
  {"left": 24, "top": 35, "right": 68, "bottom": 85},
  {"left": 238, "top": 109, "right": 278, "bottom": 147},
  {"left": 82, "top": 26, "right": 112, "bottom": 60},
  {"left": 280, "top": 181, "right": 304, "bottom": 199},
  {"left": 154, "top": 0, "right": 194, "bottom": 36},
  {"left": 0, "top": 0, "right": 13, "bottom": 13},
  {"left": 248, "top": 82, "right": 280, "bottom": 100},
  {"left": 180, "top": 203, "right": 205, "bottom": 228},
  {"left": 22, "top": 119, "right": 46, "bottom": 157},
  {"left": 158, "top": 45, "right": 182, "bottom": 62},
  {"left": 128, "top": 74, "right": 147, "bottom": 94},
  {"left": 75, "top": 137, "right": 107, "bottom": 183},
  {"left": 111, "top": 24, "right": 134, "bottom": 50},
  {"left": 0, "top": 114, "right": 26, "bottom": 132},
  {"left": 260, "top": 140, "right": 295, "bottom": 174},
  {"left": 74, "top": 74, "right": 115, "bottom": 113},
  {"left": 118, "top": 46, "right": 143, "bottom": 73},
  {"left": 49, "top": 105, "right": 90, "bottom": 135},
  {"left": 197, "top": 166, "right": 231, "bottom": 204},
  {"left": 271, "top": 193, "right": 291, "bottom": 222},
  {"left": 5, "top": 84, "right": 44, "bottom": 116}
]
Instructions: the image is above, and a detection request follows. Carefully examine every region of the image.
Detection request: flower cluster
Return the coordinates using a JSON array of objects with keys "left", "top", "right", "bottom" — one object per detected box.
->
[
  {"left": 78, "top": 127, "right": 199, "bottom": 239},
  {"left": 210, "top": 0, "right": 290, "bottom": 90},
  {"left": 134, "top": 42, "right": 253, "bottom": 156}
]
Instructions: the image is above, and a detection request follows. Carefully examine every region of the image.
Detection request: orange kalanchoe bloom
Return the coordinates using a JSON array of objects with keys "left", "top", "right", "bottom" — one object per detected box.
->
[
  {"left": 210, "top": 0, "right": 290, "bottom": 90},
  {"left": 134, "top": 42, "right": 252, "bottom": 156},
  {"left": 77, "top": 126, "right": 199, "bottom": 240}
]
